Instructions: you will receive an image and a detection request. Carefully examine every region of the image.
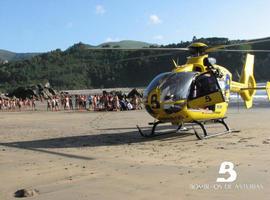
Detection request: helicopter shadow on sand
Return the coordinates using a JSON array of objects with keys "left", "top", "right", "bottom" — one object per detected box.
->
[{"left": 0, "top": 125, "right": 196, "bottom": 160}]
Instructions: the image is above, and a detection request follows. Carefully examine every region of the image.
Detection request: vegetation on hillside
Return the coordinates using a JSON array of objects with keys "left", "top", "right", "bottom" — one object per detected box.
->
[{"left": 0, "top": 38, "right": 270, "bottom": 92}]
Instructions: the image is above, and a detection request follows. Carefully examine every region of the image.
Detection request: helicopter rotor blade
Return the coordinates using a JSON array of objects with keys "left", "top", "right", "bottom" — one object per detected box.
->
[
  {"left": 85, "top": 36, "right": 270, "bottom": 56},
  {"left": 117, "top": 52, "right": 179, "bottom": 62},
  {"left": 206, "top": 36, "right": 270, "bottom": 53},
  {"left": 87, "top": 47, "right": 189, "bottom": 51},
  {"left": 214, "top": 49, "right": 270, "bottom": 53}
]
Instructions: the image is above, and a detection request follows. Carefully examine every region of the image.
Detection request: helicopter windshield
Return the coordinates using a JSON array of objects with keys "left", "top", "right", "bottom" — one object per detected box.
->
[
  {"left": 143, "top": 72, "right": 171, "bottom": 98},
  {"left": 160, "top": 72, "right": 196, "bottom": 102}
]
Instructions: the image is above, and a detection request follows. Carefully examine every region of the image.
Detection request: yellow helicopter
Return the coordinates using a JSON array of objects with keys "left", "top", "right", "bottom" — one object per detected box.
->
[
  {"left": 134, "top": 38, "right": 270, "bottom": 139},
  {"left": 90, "top": 37, "right": 270, "bottom": 139}
]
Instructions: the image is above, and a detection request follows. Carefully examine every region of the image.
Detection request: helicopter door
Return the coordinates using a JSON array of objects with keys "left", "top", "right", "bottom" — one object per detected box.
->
[{"left": 188, "top": 72, "right": 225, "bottom": 109}]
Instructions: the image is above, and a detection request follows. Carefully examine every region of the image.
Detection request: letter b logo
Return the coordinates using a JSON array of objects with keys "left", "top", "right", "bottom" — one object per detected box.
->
[{"left": 216, "top": 161, "right": 237, "bottom": 183}]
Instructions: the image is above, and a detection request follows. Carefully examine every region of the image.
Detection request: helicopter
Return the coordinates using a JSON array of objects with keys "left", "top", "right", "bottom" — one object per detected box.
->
[
  {"left": 138, "top": 39, "right": 270, "bottom": 139},
  {"left": 89, "top": 37, "right": 270, "bottom": 139}
]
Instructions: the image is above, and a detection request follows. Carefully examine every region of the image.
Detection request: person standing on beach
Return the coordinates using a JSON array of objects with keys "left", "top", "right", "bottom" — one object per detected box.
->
[
  {"left": 65, "top": 96, "right": 70, "bottom": 110},
  {"left": 69, "top": 96, "right": 73, "bottom": 110},
  {"left": 31, "top": 98, "right": 36, "bottom": 111},
  {"left": 55, "top": 96, "right": 60, "bottom": 111},
  {"left": 47, "top": 98, "right": 51, "bottom": 111},
  {"left": 113, "top": 95, "right": 120, "bottom": 111},
  {"left": 93, "top": 95, "right": 97, "bottom": 111},
  {"left": 88, "top": 95, "right": 92, "bottom": 110}
]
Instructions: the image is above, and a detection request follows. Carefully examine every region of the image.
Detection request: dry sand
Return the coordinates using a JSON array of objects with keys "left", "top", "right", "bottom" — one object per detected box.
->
[{"left": 0, "top": 108, "right": 269, "bottom": 199}]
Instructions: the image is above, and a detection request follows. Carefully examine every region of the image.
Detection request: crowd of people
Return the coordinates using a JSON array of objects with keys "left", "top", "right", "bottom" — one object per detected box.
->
[
  {"left": 0, "top": 97, "right": 36, "bottom": 111},
  {"left": 0, "top": 91, "right": 143, "bottom": 112},
  {"left": 47, "top": 92, "right": 142, "bottom": 112},
  {"left": 92, "top": 93, "right": 142, "bottom": 111}
]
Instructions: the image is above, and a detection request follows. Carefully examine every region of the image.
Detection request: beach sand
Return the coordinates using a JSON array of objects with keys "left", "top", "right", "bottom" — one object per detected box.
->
[{"left": 0, "top": 108, "right": 269, "bottom": 199}]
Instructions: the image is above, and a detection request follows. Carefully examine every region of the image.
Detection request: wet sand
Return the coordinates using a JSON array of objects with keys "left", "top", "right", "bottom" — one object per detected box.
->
[{"left": 0, "top": 108, "right": 269, "bottom": 199}]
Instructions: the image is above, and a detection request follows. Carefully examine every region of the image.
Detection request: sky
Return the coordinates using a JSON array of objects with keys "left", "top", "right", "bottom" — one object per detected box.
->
[{"left": 0, "top": 0, "right": 270, "bottom": 52}]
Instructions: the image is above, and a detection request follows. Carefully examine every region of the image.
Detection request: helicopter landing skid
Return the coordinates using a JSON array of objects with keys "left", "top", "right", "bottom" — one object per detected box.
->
[
  {"left": 136, "top": 118, "right": 240, "bottom": 139},
  {"left": 192, "top": 118, "right": 240, "bottom": 140},
  {"left": 136, "top": 121, "right": 183, "bottom": 138}
]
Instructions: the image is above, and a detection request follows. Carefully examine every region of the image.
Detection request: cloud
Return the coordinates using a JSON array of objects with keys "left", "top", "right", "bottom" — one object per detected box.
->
[
  {"left": 105, "top": 37, "right": 120, "bottom": 42},
  {"left": 95, "top": 5, "right": 106, "bottom": 15},
  {"left": 149, "top": 14, "right": 162, "bottom": 24},
  {"left": 153, "top": 35, "right": 164, "bottom": 40}
]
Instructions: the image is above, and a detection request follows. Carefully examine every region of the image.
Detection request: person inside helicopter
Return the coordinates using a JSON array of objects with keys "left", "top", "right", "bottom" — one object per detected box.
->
[
  {"left": 188, "top": 72, "right": 221, "bottom": 111},
  {"left": 192, "top": 73, "right": 219, "bottom": 98}
]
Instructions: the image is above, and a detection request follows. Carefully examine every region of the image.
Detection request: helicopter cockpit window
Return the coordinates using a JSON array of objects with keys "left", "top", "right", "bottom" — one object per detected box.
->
[
  {"left": 189, "top": 72, "right": 220, "bottom": 99},
  {"left": 143, "top": 72, "right": 171, "bottom": 99},
  {"left": 160, "top": 72, "right": 196, "bottom": 102}
]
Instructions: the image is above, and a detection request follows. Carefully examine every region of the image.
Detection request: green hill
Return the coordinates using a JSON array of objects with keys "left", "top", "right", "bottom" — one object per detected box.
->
[
  {"left": 0, "top": 49, "right": 15, "bottom": 61},
  {"left": 1, "top": 38, "right": 270, "bottom": 91},
  {"left": 0, "top": 49, "right": 40, "bottom": 62},
  {"left": 98, "top": 40, "right": 154, "bottom": 48}
]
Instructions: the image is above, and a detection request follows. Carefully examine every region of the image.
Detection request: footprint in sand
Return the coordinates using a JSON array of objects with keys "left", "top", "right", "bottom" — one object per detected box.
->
[
  {"left": 216, "top": 146, "right": 225, "bottom": 149},
  {"left": 227, "top": 142, "right": 237, "bottom": 145},
  {"left": 237, "top": 137, "right": 255, "bottom": 144},
  {"left": 245, "top": 144, "right": 259, "bottom": 147},
  {"left": 262, "top": 140, "right": 270, "bottom": 144}
]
